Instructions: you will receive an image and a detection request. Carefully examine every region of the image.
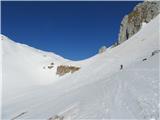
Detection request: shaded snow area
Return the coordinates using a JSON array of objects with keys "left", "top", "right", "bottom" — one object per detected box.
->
[{"left": 1, "top": 15, "right": 160, "bottom": 120}]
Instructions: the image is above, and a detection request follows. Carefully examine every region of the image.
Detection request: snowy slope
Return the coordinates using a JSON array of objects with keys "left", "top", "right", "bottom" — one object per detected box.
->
[
  {"left": 2, "top": 36, "right": 72, "bottom": 99},
  {"left": 1, "top": 14, "right": 160, "bottom": 120}
]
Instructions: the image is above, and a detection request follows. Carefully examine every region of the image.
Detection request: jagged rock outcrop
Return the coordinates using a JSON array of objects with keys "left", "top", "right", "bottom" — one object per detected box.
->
[
  {"left": 56, "top": 65, "right": 80, "bottom": 76},
  {"left": 98, "top": 46, "right": 107, "bottom": 54},
  {"left": 48, "top": 115, "right": 64, "bottom": 120},
  {"left": 151, "top": 50, "right": 160, "bottom": 56},
  {"left": 117, "top": 1, "right": 160, "bottom": 44},
  {"left": 48, "top": 62, "right": 54, "bottom": 69}
]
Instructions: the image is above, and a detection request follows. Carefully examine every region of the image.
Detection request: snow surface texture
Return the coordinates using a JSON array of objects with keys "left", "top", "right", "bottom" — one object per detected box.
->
[{"left": 1, "top": 14, "right": 160, "bottom": 120}]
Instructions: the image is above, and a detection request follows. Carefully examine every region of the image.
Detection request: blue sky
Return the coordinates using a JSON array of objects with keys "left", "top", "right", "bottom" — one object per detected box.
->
[{"left": 2, "top": 1, "right": 141, "bottom": 60}]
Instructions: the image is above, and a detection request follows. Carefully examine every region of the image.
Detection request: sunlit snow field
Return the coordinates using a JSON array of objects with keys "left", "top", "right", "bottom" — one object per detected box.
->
[{"left": 1, "top": 14, "right": 160, "bottom": 120}]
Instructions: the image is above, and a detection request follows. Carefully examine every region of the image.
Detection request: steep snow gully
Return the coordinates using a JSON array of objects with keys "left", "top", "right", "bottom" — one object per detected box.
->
[{"left": 1, "top": 11, "right": 160, "bottom": 120}]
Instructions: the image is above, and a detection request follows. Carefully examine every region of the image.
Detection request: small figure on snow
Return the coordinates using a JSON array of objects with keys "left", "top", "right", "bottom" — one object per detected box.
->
[{"left": 120, "top": 64, "right": 123, "bottom": 70}]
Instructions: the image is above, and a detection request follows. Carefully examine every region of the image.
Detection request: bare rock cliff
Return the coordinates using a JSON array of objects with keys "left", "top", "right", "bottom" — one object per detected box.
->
[{"left": 117, "top": 1, "right": 160, "bottom": 45}]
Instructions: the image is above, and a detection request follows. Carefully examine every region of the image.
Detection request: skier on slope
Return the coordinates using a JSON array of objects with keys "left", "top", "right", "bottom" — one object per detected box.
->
[{"left": 120, "top": 64, "right": 123, "bottom": 70}]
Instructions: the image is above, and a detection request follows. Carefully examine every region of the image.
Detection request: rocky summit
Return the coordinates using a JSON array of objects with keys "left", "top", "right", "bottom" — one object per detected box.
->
[{"left": 117, "top": 1, "right": 160, "bottom": 45}]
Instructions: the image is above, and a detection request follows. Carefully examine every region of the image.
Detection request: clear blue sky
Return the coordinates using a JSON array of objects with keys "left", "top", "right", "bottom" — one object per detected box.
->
[{"left": 2, "top": 1, "right": 141, "bottom": 60}]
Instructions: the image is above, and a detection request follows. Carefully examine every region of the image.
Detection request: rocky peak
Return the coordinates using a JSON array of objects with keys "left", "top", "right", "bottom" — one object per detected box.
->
[
  {"left": 117, "top": 1, "right": 160, "bottom": 45},
  {"left": 98, "top": 46, "right": 107, "bottom": 54}
]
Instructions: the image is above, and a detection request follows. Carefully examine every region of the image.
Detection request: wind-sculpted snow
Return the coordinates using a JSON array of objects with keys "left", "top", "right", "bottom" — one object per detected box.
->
[{"left": 1, "top": 14, "right": 160, "bottom": 120}]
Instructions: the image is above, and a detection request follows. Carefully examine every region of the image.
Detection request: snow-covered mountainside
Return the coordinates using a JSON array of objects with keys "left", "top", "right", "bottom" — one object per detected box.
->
[{"left": 1, "top": 13, "right": 160, "bottom": 120}]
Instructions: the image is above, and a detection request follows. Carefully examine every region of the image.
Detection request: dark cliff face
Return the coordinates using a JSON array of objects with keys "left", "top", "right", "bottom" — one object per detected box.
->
[{"left": 117, "top": 1, "right": 160, "bottom": 45}]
